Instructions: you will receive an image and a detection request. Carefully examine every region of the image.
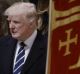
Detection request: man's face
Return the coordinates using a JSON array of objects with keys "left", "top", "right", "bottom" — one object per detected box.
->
[{"left": 7, "top": 14, "right": 35, "bottom": 41}]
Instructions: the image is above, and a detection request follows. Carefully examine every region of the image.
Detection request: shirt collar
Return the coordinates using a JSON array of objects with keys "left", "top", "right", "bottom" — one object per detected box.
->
[
  {"left": 17, "top": 30, "right": 37, "bottom": 49},
  {"left": 23, "top": 30, "right": 37, "bottom": 49}
]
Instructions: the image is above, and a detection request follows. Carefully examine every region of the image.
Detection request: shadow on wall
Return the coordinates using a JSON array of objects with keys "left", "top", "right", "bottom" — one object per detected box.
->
[
  {"left": 30, "top": 0, "right": 49, "bottom": 35},
  {"left": 0, "top": 0, "right": 10, "bottom": 37}
]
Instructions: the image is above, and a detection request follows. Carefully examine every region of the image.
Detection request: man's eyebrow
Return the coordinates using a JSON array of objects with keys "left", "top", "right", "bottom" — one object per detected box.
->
[{"left": 13, "top": 20, "right": 20, "bottom": 23}]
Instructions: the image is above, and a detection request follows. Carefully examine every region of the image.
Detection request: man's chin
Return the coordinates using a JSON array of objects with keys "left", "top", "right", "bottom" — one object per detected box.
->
[
  {"left": 12, "top": 35, "right": 24, "bottom": 41},
  {"left": 12, "top": 35, "right": 19, "bottom": 39}
]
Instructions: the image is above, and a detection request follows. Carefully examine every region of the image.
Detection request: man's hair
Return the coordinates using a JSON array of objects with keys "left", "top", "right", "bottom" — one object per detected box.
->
[{"left": 4, "top": 2, "right": 38, "bottom": 22}]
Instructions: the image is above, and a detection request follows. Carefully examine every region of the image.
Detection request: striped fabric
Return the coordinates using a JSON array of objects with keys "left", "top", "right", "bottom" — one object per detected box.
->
[{"left": 13, "top": 42, "right": 25, "bottom": 74}]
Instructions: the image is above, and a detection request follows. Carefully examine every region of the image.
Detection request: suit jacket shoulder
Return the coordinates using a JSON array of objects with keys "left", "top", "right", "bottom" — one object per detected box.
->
[{"left": 0, "top": 35, "right": 17, "bottom": 74}]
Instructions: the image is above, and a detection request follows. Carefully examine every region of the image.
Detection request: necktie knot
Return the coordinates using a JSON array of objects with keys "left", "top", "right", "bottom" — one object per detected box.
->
[{"left": 20, "top": 42, "right": 25, "bottom": 48}]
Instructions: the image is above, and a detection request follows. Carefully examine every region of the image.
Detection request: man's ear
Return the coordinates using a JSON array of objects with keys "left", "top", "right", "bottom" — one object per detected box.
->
[{"left": 30, "top": 20, "right": 37, "bottom": 29}]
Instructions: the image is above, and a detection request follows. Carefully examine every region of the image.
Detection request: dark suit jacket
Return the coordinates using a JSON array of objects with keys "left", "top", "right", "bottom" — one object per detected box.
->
[{"left": 0, "top": 31, "right": 48, "bottom": 74}]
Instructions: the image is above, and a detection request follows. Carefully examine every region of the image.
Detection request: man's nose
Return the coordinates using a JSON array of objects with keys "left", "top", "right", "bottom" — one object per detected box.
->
[{"left": 9, "top": 21, "right": 15, "bottom": 29}]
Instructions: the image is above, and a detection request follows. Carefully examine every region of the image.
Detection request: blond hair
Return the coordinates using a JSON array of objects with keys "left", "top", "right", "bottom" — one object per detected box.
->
[{"left": 4, "top": 2, "right": 37, "bottom": 21}]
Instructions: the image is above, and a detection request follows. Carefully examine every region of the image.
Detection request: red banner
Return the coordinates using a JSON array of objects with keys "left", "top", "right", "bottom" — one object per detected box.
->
[{"left": 50, "top": 0, "right": 80, "bottom": 74}]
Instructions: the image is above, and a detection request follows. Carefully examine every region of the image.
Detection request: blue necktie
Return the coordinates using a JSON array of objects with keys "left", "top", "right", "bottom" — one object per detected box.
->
[{"left": 13, "top": 42, "right": 25, "bottom": 74}]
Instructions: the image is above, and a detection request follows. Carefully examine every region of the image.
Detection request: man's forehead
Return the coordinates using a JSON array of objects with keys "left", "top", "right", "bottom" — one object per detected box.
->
[{"left": 7, "top": 15, "right": 25, "bottom": 21}]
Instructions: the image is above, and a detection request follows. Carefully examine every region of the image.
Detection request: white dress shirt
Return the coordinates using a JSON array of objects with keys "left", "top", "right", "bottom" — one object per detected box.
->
[{"left": 13, "top": 30, "right": 37, "bottom": 69}]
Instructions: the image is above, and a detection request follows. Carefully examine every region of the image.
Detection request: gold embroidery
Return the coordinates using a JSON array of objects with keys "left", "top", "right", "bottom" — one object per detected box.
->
[
  {"left": 59, "top": 29, "right": 78, "bottom": 56},
  {"left": 69, "top": 0, "right": 75, "bottom": 3},
  {"left": 69, "top": 56, "right": 80, "bottom": 69}
]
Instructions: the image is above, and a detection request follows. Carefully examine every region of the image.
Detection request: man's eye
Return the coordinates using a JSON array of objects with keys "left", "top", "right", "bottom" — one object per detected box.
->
[{"left": 14, "top": 21, "right": 20, "bottom": 24}]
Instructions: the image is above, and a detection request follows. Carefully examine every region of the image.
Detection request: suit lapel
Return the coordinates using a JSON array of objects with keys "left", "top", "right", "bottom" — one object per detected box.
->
[
  {"left": 22, "top": 32, "right": 44, "bottom": 73},
  {"left": 3, "top": 37, "right": 17, "bottom": 74}
]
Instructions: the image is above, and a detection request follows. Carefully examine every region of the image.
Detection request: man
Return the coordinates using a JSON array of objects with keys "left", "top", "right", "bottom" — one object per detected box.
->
[{"left": 0, "top": 2, "right": 48, "bottom": 74}]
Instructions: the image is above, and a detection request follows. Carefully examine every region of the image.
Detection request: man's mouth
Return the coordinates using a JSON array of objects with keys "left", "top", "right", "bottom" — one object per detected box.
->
[{"left": 11, "top": 30, "right": 17, "bottom": 34}]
